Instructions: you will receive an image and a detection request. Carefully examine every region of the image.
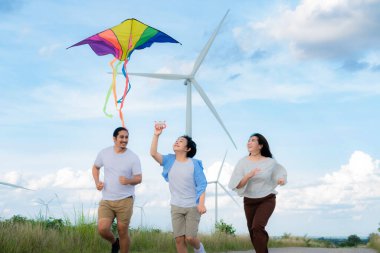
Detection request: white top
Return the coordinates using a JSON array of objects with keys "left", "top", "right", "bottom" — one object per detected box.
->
[
  {"left": 95, "top": 146, "right": 141, "bottom": 201},
  {"left": 228, "top": 157, "right": 287, "bottom": 198},
  {"left": 168, "top": 159, "right": 197, "bottom": 207}
]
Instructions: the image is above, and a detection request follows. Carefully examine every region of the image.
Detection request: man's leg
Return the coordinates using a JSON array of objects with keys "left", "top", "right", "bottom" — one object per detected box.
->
[
  {"left": 98, "top": 218, "right": 116, "bottom": 243},
  {"left": 117, "top": 222, "right": 130, "bottom": 253},
  {"left": 98, "top": 200, "right": 117, "bottom": 244},
  {"left": 115, "top": 197, "right": 134, "bottom": 253}
]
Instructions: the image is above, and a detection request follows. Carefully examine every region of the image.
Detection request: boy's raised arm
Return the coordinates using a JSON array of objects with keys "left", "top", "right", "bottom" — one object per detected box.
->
[{"left": 150, "top": 122, "right": 165, "bottom": 165}]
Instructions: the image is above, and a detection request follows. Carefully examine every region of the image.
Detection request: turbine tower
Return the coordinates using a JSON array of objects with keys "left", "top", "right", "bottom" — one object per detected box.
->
[
  {"left": 134, "top": 201, "right": 147, "bottom": 228},
  {"left": 128, "top": 10, "right": 237, "bottom": 149},
  {"left": 35, "top": 197, "right": 54, "bottom": 220},
  {"left": 207, "top": 151, "right": 239, "bottom": 225}
]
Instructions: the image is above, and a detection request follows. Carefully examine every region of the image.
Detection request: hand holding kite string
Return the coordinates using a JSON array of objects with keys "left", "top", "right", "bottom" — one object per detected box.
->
[{"left": 68, "top": 19, "right": 180, "bottom": 127}]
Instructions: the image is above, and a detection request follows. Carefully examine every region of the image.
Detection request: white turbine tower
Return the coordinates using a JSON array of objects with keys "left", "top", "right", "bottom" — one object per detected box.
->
[
  {"left": 134, "top": 201, "right": 147, "bottom": 228},
  {"left": 128, "top": 10, "right": 236, "bottom": 149},
  {"left": 0, "top": 181, "right": 32, "bottom": 190},
  {"left": 35, "top": 197, "right": 54, "bottom": 220},
  {"left": 207, "top": 151, "right": 239, "bottom": 225}
]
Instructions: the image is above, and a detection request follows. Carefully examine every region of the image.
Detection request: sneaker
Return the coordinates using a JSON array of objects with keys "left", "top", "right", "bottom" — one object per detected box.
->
[
  {"left": 194, "top": 242, "right": 206, "bottom": 253},
  {"left": 111, "top": 238, "right": 120, "bottom": 253}
]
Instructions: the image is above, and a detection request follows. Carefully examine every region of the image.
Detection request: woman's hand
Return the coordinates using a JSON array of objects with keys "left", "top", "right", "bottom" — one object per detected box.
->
[
  {"left": 277, "top": 178, "right": 285, "bottom": 185},
  {"left": 246, "top": 168, "right": 261, "bottom": 179}
]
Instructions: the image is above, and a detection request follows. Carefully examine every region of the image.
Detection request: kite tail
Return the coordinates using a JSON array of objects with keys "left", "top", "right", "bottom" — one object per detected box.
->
[
  {"left": 117, "top": 59, "right": 132, "bottom": 127},
  {"left": 102, "top": 58, "right": 118, "bottom": 118}
]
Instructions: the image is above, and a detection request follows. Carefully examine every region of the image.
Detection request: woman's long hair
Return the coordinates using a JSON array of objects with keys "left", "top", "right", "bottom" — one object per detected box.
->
[{"left": 250, "top": 133, "right": 273, "bottom": 158}]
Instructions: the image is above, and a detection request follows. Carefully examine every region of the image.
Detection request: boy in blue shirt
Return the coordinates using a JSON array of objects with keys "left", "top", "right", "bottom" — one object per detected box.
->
[{"left": 150, "top": 122, "right": 207, "bottom": 253}]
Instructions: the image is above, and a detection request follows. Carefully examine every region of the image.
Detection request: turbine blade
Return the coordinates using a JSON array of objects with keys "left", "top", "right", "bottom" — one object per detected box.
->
[
  {"left": 191, "top": 10, "right": 229, "bottom": 76},
  {"left": 192, "top": 79, "right": 237, "bottom": 149},
  {"left": 217, "top": 150, "right": 228, "bottom": 181},
  {"left": 129, "top": 73, "right": 189, "bottom": 80},
  {"left": 218, "top": 182, "right": 240, "bottom": 207},
  {"left": 107, "top": 72, "right": 189, "bottom": 80},
  {"left": 0, "top": 181, "right": 32, "bottom": 191},
  {"left": 207, "top": 181, "right": 217, "bottom": 184}
]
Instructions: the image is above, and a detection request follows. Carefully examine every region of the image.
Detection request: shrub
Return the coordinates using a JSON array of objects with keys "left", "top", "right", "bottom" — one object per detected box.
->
[{"left": 215, "top": 219, "right": 236, "bottom": 236}]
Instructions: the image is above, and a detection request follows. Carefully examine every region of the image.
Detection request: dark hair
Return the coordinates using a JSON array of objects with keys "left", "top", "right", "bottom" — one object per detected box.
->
[
  {"left": 181, "top": 135, "right": 197, "bottom": 158},
  {"left": 250, "top": 133, "right": 273, "bottom": 158},
  {"left": 113, "top": 127, "right": 128, "bottom": 138}
]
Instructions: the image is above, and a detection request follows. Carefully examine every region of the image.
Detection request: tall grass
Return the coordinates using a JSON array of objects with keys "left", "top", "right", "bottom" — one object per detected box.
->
[
  {"left": 368, "top": 233, "right": 380, "bottom": 253},
  {"left": 0, "top": 215, "right": 348, "bottom": 253}
]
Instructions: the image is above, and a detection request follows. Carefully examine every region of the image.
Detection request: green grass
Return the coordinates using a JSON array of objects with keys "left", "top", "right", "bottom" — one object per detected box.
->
[
  {"left": 0, "top": 215, "right": 366, "bottom": 253},
  {"left": 368, "top": 233, "right": 380, "bottom": 253}
]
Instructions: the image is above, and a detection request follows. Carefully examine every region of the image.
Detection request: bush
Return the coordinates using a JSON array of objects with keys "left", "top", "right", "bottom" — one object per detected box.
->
[{"left": 215, "top": 219, "right": 236, "bottom": 236}]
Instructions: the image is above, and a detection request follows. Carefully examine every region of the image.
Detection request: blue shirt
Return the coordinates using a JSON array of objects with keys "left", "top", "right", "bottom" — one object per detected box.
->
[{"left": 161, "top": 154, "right": 207, "bottom": 204}]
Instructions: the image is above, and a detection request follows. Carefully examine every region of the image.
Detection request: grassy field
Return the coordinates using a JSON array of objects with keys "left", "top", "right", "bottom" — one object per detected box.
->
[
  {"left": 368, "top": 233, "right": 380, "bottom": 253},
  {"left": 0, "top": 215, "right": 371, "bottom": 253}
]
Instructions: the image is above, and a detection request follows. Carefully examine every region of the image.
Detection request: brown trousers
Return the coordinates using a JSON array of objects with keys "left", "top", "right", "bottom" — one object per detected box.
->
[{"left": 244, "top": 194, "right": 276, "bottom": 253}]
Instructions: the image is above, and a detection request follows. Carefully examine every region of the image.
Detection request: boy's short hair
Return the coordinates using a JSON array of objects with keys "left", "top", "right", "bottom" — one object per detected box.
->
[{"left": 181, "top": 135, "right": 197, "bottom": 158}]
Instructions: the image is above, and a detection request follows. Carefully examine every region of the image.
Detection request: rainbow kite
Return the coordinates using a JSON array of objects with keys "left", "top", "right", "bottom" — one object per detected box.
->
[{"left": 68, "top": 18, "right": 180, "bottom": 126}]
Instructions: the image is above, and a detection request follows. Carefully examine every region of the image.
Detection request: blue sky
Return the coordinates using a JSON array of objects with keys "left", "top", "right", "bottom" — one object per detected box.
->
[{"left": 1, "top": 0, "right": 380, "bottom": 237}]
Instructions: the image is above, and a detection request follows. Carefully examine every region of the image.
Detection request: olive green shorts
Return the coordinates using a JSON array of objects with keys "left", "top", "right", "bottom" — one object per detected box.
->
[
  {"left": 98, "top": 196, "right": 134, "bottom": 225},
  {"left": 171, "top": 205, "right": 201, "bottom": 238}
]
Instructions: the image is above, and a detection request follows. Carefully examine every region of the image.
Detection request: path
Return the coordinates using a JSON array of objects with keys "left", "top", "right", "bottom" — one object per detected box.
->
[{"left": 224, "top": 247, "right": 377, "bottom": 253}]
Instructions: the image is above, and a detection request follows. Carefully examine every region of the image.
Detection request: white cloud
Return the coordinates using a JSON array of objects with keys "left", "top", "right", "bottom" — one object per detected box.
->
[
  {"left": 26, "top": 167, "right": 93, "bottom": 190},
  {"left": 236, "top": 0, "right": 380, "bottom": 59},
  {"left": 278, "top": 151, "right": 380, "bottom": 214}
]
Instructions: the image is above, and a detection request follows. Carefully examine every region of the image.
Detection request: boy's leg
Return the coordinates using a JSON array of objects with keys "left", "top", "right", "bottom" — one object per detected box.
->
[
  {"left": 175, "top": 236, "right": 188, "bottom": 253},
  {"left": 184, "top": 207, "right": 204, "bottom": 252},
  {"left": 98, "top": 200, "right": 117, "bottom": 243},
  {"left": 171, "top": 205, "right": 187, "bottom": 253},
  {"left": 115, "top": 197, "right": 134, "bottom": 253}
]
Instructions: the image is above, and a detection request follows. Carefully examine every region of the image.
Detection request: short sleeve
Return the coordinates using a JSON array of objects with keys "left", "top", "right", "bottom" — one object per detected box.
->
[
  {"left": 132, "top": 155, "right": 142, "bottom": 175},
  {"left": 94, "top": 151, "right": 103, "bottom": 168}
]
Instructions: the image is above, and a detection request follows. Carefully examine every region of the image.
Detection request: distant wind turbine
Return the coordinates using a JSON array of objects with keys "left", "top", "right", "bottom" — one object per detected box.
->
[
  {"left": 35, "top": 197, "right": 54, "bottom": 220},
  {"left": 126, "top": 10, "right": 237, "bottom": 149},
  {"left": 207, "top": 151, "right": 239, "bottom": 225},
  {"left": 134, "top": 201, "right": 147, "bottom": 228},
  {"left": 0, "top": 181, "right": 32, "bottom": 191}
]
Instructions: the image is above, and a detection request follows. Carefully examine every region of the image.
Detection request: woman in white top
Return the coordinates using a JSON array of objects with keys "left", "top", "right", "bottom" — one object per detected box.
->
[{"left": 228, "top": 133, "right": 287, "bottom": 253}]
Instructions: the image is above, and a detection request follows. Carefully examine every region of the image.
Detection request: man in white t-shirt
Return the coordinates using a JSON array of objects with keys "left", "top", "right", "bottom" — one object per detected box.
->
[{"left": 92, "top": 127, "right": 142, "bottom": 253}]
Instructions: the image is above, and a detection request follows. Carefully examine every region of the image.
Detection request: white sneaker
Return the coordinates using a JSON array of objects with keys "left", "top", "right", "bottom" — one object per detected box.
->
[{"left": 194, "top": 242, "right": 206, "bottom": 253}]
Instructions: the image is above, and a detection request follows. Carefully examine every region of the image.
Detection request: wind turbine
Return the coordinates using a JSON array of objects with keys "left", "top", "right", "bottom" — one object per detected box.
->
[
  {"left": 35, "top": 197, "right": 54, "bottom": 220},
  {"left": 208, "top": 151, "right": 239, "bottom": 225},
  {"left": 0, "top": 181, "right": 32, "bottom": 191},
  {"left": 134, "top": 201, "right": 147, "bottom": 228},
  {"left": 127, "top": 10, "right": 237, "bottom": 149}
]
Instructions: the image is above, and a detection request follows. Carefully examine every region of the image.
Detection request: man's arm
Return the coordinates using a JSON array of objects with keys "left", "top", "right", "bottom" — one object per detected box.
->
[{"left": 92, "top": 165, "right": 104, "bottom": 190}]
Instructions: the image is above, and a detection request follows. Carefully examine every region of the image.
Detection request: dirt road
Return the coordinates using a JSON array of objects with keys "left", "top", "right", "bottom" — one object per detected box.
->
[{"left": 224, "top": 247, "right": 377, "bottom": 253}]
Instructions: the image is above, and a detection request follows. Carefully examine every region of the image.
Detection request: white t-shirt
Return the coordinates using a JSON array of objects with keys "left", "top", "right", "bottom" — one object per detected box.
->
[
  {"left": 94, "top": 146, "right": 141, "bottom": 201},
  {"left": 168, "top": 159, "right": 197, "bottom": 207}
]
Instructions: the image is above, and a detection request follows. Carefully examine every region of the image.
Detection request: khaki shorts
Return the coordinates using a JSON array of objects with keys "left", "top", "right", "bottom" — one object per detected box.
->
[
  {"left": 98, "top": 196, "right": 134, "bottom": 225},
  {"left": 171, "top": 205, "right": 201, "bottom": 238}
]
